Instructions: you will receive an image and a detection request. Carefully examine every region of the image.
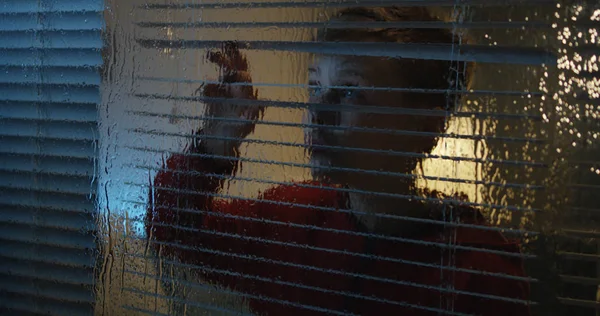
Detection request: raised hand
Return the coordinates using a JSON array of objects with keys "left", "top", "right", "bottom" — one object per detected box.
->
[{"left": 197, "top": 41, "right": 264, "bottom": 157}]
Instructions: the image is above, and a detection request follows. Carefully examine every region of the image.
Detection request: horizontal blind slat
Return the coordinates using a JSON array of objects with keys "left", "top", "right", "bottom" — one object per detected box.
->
[
  {"left": 561, "top": 229, "right": 600, "bottom": 239},
  {"left": 0, "top": 223, "right": 95, "bottom": 249},
  {"left": 128, "top": 152, "right": 543, "bottom": 195},
  {"left": 131, "top": 128, "right": 546, "bottom": 168},
  {"left": 0, "top": 49, "right": 103, "bottom": 68},
  {"left": 560, "top": 275, "right": 600, "bottom": 286},
  {"left": 0, "top": 101, "right": 97, "bottom": 123},
  {"left": 122, "top": 305, "right": 169, "bottom": 316},
  {"left": 136, "top": 20, "right": 554, "bottom": 30},
  {"left": 0, "top": 12, "right": 103, "bottom": 31},
  {"left": 0, "top": 204, "right": 95, "bottom": 231},
  {"left": 137, "top": 39, "right": 557, "bottom": 65},
  {"left": 0, "top": 30, "right": 103, "bottom": 49},
  {"left": 0, "top": 240, "right": 94, "bottom": 268},
  {"left": 131, "top": 109, "right": 545, "bottom": 144},
  {"left": 0, "top": 153, "right": 95, "bottom": 177},
  {"left": 558, "top": 251, "right": 600, "bottom": 262},
  {"left": 557, "top": 297, "right": 600, "bottom": 309},
  {"left": 0, "top": 292, "right": 93, "bottom": 316},
  {"left": 137, "top": 76, "right": 545, "bottom": 97},
  {"left": 0, "top": 84, "right": 100, "bottom": 104},
  {"left": 0, "top": 274, "right": 94, "bottom": 303},
  {"left": 0, "top": 188, "right": 94, "bottom": 214},
  {"left": 0, "top": 118, "right": 98, "bottom": 141},
  {"left": 136, "top": 94, "right": 543, "bottom": 120},
  {"left": 0, "top": 136, "right": 96, "bottom": 159},
  {"left": 0, "top": 66, "right": 101, "bottom": 86},
  {"left": 0, "top": 170, "right": 97, "bottom": 196},
  {"left": 140, "top": 218, "right": 533, "bottom": 262},
  {"left": 0, "top": 257, "right": 94, "bottom": 286},
  {"left": 140, "top": 0, "right": 557, "bottom": 10},
  {"left": 0, "top": 0, "right": 103, "bottom": 14}
]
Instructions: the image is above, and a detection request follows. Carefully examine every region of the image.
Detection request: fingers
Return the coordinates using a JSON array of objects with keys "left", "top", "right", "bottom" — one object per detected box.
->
[
  {"left": 201, "top": 41, "right": 260, "bottom": 124},
  {"left": 200, "top": 83, "right": 225, "bottom": 98},
  {"left": 222, "top": 41, "right": 249, "bottom": 71},
  {"left": 241, "top": 105, "right": 265, "bottom": 122},
  {"left": 206, "top": 41, "right": 249, "bottom": 72},
  {"left": 193, "top": 83, "right": 205, "bottom": 96},
  {"left": 206, "top": 51, "right": 233, "bottom": 71},
  {"left": 199, "top": 81, "right": 251, "bottom": 98},
  {"left": 200, "top": 82, "right": 262, "bottom": 119}
]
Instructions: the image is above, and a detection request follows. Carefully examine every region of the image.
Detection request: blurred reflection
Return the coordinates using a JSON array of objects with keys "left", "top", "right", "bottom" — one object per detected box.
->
[
  {"left": 542, "top": 3, "right": 600, "bottom": 315},
  {"left": 96, "top": 1, "right": 597, "bottom": 316},
  {"left": 143, "top": 7, "right": 531, "bottom": 316}
]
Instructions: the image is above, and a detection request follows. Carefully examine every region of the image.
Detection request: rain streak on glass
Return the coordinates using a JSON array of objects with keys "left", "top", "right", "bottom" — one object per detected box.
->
[{"left": 92, "top": 1, "right": 599, "bottom": 316}]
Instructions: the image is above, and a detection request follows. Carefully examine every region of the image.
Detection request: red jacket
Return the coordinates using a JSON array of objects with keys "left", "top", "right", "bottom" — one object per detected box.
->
[{"left": 146, "top": 139, "right": 531, "bottom": 316}]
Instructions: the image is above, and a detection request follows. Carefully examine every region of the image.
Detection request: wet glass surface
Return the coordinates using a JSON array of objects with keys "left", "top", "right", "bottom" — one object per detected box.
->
[{"left": 94, "top": 1, "right": 599, "bottom": 315}]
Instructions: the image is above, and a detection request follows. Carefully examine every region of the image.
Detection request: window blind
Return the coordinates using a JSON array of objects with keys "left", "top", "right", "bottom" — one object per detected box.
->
[
  {"left": 0, "top": 0, "right": 103, "bottom": 315},
  {"left": 98, "top": 0, "right": 598, "bottom": 315}
]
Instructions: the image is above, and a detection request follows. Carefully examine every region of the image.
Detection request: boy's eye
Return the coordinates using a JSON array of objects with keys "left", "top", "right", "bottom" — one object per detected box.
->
[
  {"left": 309, "top": 85, "right": 360, "bottom": 100},
  {"left": 309, "top": 86, "right": 323, "bottom": 97},
  {"left": 342, "top": 89, "right": 356, "bottom": 99}
]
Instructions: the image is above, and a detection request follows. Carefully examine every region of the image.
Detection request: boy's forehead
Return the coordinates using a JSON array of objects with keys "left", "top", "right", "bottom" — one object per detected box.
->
[
  {"left": 309, "top": 56, "right": 342, "bottom": 71},
  {"left": 313, "top": 53, "right": 370, "bottom": 63},
  {"left": 308, "top": 57, "right": 365, "bottom": 80},
  {"left": 308, "top": 56, "right": 401, "bottom": 88}
]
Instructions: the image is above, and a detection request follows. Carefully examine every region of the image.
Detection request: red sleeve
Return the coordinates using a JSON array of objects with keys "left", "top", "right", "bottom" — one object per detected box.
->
[
  {"left": 454, "top": 249, "right": 531, "bottom": 315},
  {"left": 348, "top": 224, "right": 531, "bottom": 316},
  {"left": 199, "top": 182, "right": 366, "bottom": 315},
  {"left": 146, "top": 140, "right": 366, "bottom": 315},
  {"left": 145, "top": 135, "right": 237, "bottom": 261},
  {"left": 146, "top": 140, "right": 530, "bottom": 316}
]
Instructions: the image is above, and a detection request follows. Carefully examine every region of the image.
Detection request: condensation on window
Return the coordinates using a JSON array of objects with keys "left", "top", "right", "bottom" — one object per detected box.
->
[{"left": 94, "top": 1, "right": 599, "bottom": 315}]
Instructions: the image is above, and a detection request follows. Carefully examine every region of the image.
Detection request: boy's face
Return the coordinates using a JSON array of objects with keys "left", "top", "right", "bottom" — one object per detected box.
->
[{"left": 305, "top": 55, "right": 445, "bottom": 193}]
